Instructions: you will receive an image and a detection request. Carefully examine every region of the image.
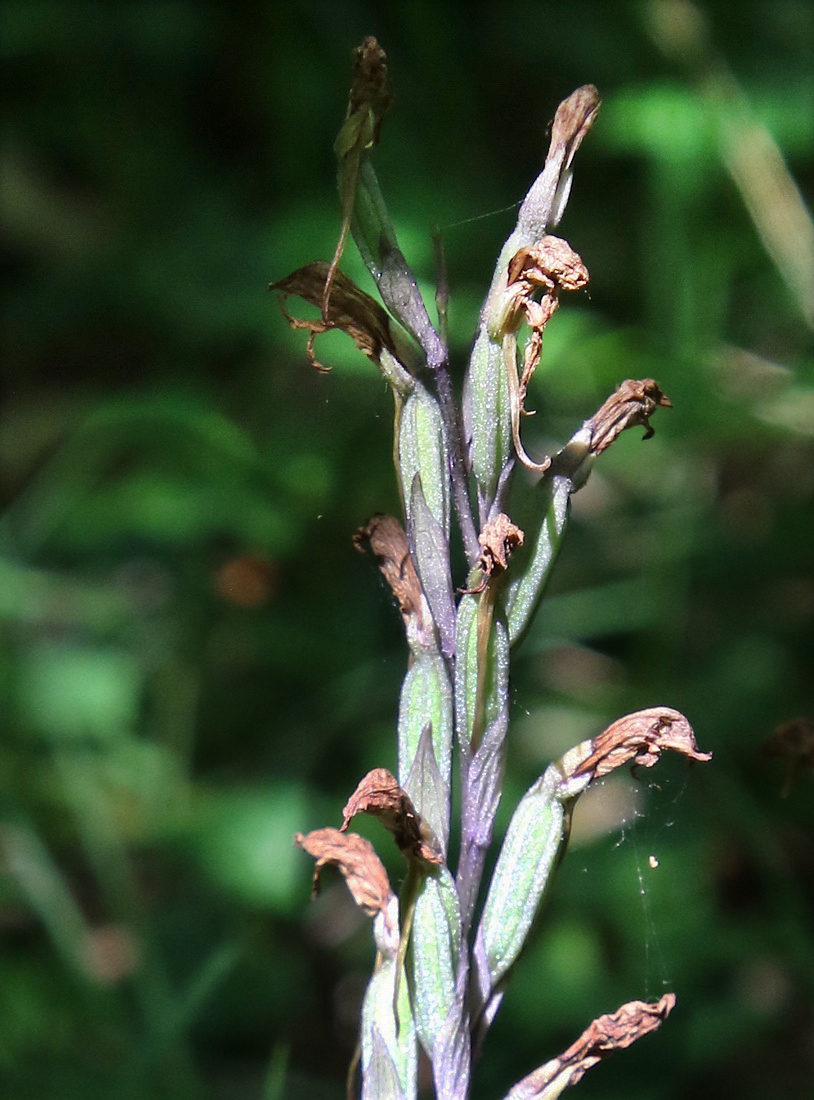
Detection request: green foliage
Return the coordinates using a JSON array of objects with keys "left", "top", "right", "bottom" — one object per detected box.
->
[{"left": 1, "top": 2, "right": 812, "bottom": 1099}]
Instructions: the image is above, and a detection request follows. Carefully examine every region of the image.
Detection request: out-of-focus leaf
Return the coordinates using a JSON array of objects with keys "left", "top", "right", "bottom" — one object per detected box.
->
[{"left": 195, "top": 786, "right": 310, "bottom": 913}]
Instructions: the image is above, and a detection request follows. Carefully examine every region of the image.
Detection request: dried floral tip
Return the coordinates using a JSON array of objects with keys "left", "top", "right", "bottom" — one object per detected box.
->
[
  {"left": 269, "top": 261, "right": 413, "bottom": 379},
  {"left": 586, "top": 378, "right": 673, "bottom": 455},
  {"left": 569, "top": 707, "right": 712, "bottom": 782},
  {"left": 354, "top": 514, "right": 428, "bottom": 637},
  {"left": 505, "top": 993, "right": 675, "bottom": 1099},
  {"left": 462, "top": 513, "right": 525, "bottom": 594},
  {"left": 516, "top": 86, "right": 601, "bottom": 239},
  {"left": 342, "top": 768, "right": 444, "bottom": 867},
  {"left": 764, "top": 716, "right": 814, "bottom": 797},
  {"left": 548, "top": 85, "right": 602, "bottom": 173},
  {"left": 495, "top": 236, "right": 589, "bottom": 342},
  {"left": 508, "top": 237, "right": 590, "bottom": 299},
  {"left": 324, "top": 38, "right": 394, "bottom": 318},
  {"left": 293, "top": 827, "right": 394, "bottom": 918},
  {"left": 495, "top": 236, "right": 588, "bottom": 472},
  {"left": 345, "top": 37, "right": 393, "bottom": 146}
]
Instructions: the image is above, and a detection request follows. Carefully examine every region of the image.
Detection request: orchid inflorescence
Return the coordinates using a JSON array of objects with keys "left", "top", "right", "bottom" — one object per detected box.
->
[{"left": 276, "top": 38, "right": 711, "bottom": 1100}]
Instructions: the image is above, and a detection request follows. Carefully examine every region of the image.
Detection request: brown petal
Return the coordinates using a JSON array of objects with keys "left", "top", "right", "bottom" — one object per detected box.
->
[
  {"left": 269, "top": 261, "right": 403, "bottom": 373},
  {"left": 502, "top": 236, "right": 590, "bottom": 341},
  {"left": 507, "top": 236, "right": 590, "bottom": 296},
  {"left": 499, "top": 237, "right": 589, "bottom": 473},
  {"left": 462, "top": 513, "right": 525, "bottom": 594},
  {"left": 547, "top": 85, "right": 602, "bottom": 174},
  {"left": 353, "top": 514, "right": 427, "bottom": 636},
  {"left": 342, "top": 768, "right": 443, "bottom": 867},
  {"left": 507, "top": 993, "right": 675, "bottom": 1098},
  {"left": 585, "top": 378, "right": 673, "bottom": 454},
  {"left": 569, "top": 708, "right": 712, "bottom": 782},
  {"left": 293, "top": 827, "right": 393, "bottom": 918}
]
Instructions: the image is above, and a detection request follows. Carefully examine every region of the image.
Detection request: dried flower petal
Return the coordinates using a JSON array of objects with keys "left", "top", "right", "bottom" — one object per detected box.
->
[
  {"left": 294, "top": 827, "right": 393, "bottom": 918},
  {"left": 342, "top": 768, "right": 443, "bottom": 866},
  {"left": 354, "top": 514, "right": 428, "bottom": 640},
  {"left": 495, "top": 236, "right": 589, "bottom": 472},
  {"left": 507, "top": 237, "right": 590, "bottom": 298},
  {"left": 505, "top": 994, "right": 676, "bottom": 1099},
  {"left": 269, "top": 261, "right": 412, "bottom": 377},
  {"left": 463, "top": 513, "right": 525, "bottom": 594},
  {"left": 568, "top": 707, "right": 712, "bottom": 782},
  {"left": 516, "top": 86, "right": 601, "bottom": 240},
  {"left": 548, "top": 85, "right": 602, "bottom": 177},
  {"left": 585, "top": 378, "right": 673, "bottom": 455}
]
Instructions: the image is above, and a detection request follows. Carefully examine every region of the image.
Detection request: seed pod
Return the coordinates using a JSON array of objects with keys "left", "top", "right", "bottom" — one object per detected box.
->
[
  {"left": 503, "top": 473, "right": 573, "bottom": 647},
  {"left": 408, "top": 868, "right": 461, "bottom": 1061},
  {"left": 475, "top": 766, "right": 587, "bottom": 995}
]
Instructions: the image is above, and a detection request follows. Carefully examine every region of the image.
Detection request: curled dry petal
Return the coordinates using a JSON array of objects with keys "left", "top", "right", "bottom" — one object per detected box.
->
[
  {"left": 507, "top": 237, "right": 590, "bottom": 299},
  {"left": 568, "top": 707, "right": 712, "bottom": 782},
  {"left": 342, "top": 767, "right": 443, "bottom": 867},
  {"left": 354, "top": 514, "right": 429, "bottom": 642},
  {"left": 501, "top": 236, "right": 590, "bottom": 346},
  {"left": 506, "top": 994, "right": 676, "bottom": 1099},
  {"left": 269, "top": 261, "right": 409, "bottom": 375},
  {"left": 463, "top": 513, "right": 525, "bottom": 594},
  {"left": 585, "top": 378, "right": 673, "bottom": 455},
  {"left": 495, "top": 236, "right": 589, "bottom": 473},
  {"left": 294, "top": 827, "right": 393, "bottom": 918},
  {"left": 548, "top": 84, "right": 602, "bottom": 176}
]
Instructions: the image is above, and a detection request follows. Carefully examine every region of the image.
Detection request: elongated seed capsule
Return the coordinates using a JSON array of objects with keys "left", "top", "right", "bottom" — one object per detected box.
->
[
  {"left": 476, "top": 764, "right": 591, "bottom": 993},
  {"left": 502, "top": 471, "right": 573, "bottom": 647},
  {"left": 407, "top": 869, "right": 461, "bottom": 1061}
]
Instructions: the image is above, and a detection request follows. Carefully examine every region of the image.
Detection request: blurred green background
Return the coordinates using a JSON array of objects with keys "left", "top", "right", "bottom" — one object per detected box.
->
[{"left": 1, "top": 2, "right": 812, "bottom": 1098}]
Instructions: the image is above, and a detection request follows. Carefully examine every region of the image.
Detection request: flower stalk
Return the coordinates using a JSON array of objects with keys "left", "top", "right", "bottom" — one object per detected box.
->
[{"left": 278, "top": 37, "right": 711, "bottom": 1100}]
